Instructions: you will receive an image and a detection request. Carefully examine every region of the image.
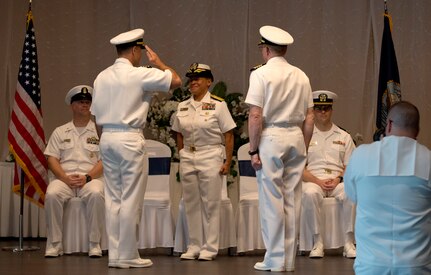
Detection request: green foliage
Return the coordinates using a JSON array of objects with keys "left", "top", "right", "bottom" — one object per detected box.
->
[{"left": 211, "top": 81, "right": 227, "bottom": 98}]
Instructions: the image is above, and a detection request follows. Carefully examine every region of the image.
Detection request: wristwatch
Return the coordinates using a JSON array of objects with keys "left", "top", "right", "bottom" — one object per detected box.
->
[
  {"left": 85, "top": 174, "right": 92, "bottom": 183},
  {"left": 248, "top": 149, "right": 259, "bottom": 156}
]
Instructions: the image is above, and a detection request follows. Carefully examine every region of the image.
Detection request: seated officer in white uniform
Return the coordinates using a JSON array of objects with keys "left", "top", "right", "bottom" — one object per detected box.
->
[
  {"left": 301, "top": 90, "right": 356, "bottom": 258},
  {"left": 44, "top": 85, "right": 104, "bottom": 258}
]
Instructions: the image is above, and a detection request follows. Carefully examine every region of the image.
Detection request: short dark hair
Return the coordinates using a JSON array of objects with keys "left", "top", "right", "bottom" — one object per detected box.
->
[
  {"left": 116, "top": 44, "right": 135, "bottom": 55},
  {"left": 267, "top": 44, "right": 287, "bottom": 55}
]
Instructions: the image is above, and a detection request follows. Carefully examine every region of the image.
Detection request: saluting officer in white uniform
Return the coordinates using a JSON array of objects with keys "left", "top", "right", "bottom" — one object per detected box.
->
[
  {"left": 91, "top": 28, "right": 181, "bottom": 269},
  {"left": 245, "top": 26, "right": 314, "bottom": 272},
  {"left": 44, "top": 85, "right": 104, "bottom": 258},
  {"left": 302, "top": 90, "right": 356, "bottom": 259},
  {"left": 172, "top": 63, "right": 236, "bottom": 261}
]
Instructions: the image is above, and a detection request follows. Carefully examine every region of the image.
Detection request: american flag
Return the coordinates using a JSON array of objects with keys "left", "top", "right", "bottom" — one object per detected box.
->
[{"left": 7, "top": 7, "right": 48, "bottom": 207}]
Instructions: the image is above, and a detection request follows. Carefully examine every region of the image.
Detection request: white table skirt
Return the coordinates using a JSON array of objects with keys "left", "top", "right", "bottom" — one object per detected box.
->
[
  {"left": 0, "top": 162, "right": 184, "bottom": 238},
  {"left": 0, "top": 162, "right": 45, "bottom": 237}
]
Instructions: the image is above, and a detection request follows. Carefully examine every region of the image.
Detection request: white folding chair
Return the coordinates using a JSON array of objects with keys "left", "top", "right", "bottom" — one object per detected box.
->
[
  {"left": 299, "top": 197, "right": 345, "bottom": 251},
  {"left": 219, "top": 176, "right": 237, "bottom": 250},
  {"left": 138, "top": 139, "right": 175, "bottom": 249},
  {"left": 236, "top": 143, "right": 265, "bottom": 253},
  {"left": 173, "top": 147, "right": 236, "bottom": 253},
  {"left": 62, "top": 197, "right": 108, "bottom": 253}
]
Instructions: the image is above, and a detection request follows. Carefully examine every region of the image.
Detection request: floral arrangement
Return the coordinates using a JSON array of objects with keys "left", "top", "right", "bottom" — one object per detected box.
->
[
  {"left": 146, "top": 81, "right": 249, "bottom": 184},
  {"left": 211, "top": 82, "right": 250, "bottom": 184},
  {"left": 146, "top": 87, "right": 191, "bottom": 161}
]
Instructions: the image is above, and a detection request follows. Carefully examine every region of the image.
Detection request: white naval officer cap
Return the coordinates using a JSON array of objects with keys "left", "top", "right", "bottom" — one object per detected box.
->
[
  {"left": 312, "top": 90, "right": 338, "bottom": 105},
  {"left": 65, "top": 85, "right": 93, "bottom": 105},
  {"left": 185, "top": 63, "right": 214, "bottom": 81},
  {"left": 110, "top": 28, "right": 146, "bottom": 48},
  {"left": 258, "top": 25, "right": 294, "bottom": 46}
]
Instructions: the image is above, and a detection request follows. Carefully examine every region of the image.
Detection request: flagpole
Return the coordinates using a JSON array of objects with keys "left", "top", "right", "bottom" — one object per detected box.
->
[
  {"left": 384, "top": 0, "right": 387, "bottom": 13},
  {"left": 2, "top": 0, "right": 40, "bottom": 253},
  {"left": 2, "top": 171, "right": 40, "bottom": 252}
]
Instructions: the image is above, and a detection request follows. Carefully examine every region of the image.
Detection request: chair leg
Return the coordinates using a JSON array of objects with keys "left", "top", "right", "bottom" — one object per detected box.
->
[{"left": 228, "top": 247, "right": 237, "bottom": 256}]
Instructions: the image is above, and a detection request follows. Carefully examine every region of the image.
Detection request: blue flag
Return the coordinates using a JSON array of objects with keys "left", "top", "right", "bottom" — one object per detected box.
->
[{"left": 374, "top": 10, "right": 401, "bottom": 140}]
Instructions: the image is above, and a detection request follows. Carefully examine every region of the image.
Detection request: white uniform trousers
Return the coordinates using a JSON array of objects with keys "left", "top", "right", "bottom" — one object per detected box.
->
[
  {"left": 302, "top": 181, "right": 355, "bottom": 243},
  {"left": 257, "top": 126, "right": 306, "bottom": 270},
  {"left": 99, "top": 131, "right": 148, "bottom": 261},
  {"left": 180, "top": 145, "right": 223, "bottom": 257},
  {"left": 45, "top": 178, "right": 105, "bottom": 244}
]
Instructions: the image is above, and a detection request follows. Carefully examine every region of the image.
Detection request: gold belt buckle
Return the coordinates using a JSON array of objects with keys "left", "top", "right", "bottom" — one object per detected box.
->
[
  {"left": 324, "top": 168, "right": 332, "bottom": 174},
  {"left": 189, "top": 146, "right": 196, "bottom": 152}
]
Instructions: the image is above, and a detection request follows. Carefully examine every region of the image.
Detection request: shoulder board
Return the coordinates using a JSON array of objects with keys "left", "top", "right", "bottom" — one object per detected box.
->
[
  {"left": 210, "top": 94, "right": 224, "bottom": 102},
  {"left": 250, "top": 63, "right": 266, "bottom": 72},
  {"left": 181, "top": 95, "right": 191, "bottom": 102},
  {"left": 337, "top": 125, "right": 349, "bottom": 134}
]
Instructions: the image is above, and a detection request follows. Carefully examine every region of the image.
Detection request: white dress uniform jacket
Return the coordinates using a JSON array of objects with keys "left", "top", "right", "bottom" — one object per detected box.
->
[
  {"left": 245, "top": 56, "right": 313, "bottom": 270},
  {"left": 44, "top": 121, "right": 104, "bottom": 245},
  {"left": 172, "top": 91, "right": 236, "bottom": 258},
  {"left": 302, "top": 124, "right": 356, "bottom": 248},
  {"left": 345, "top": 136, "right": 431, "bottom": 274},
  {"left": 91, "top": 57, "right": 172, "bottom": 261}
]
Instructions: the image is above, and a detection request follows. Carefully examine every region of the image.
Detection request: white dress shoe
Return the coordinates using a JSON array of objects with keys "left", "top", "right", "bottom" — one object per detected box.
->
[
  {"left": 44, "top": 242, "right": 63, "bottom": 258},
  {"left": 198, "top": 251, "right": 216, "bottom": 261},
  {"left": 108, "top": 258, "right": 153, "bottom": 268},
  {"left": 180, "top": 251, "right": 199, "bottom": 260},
  {"left": 254, "top": 261, "right": 285, "bottom": 272},
  {"left": 343, "top": 242, "right": 356, "bottom": 259},
  {"left": 88, "top": 242, "right": 102, "bottom": 258},
  {"left": 309, "top": 242, "right": 324, "bottom": 258},
  {"left": 285, "top": 266, "right": 295, "bottom": 272}
]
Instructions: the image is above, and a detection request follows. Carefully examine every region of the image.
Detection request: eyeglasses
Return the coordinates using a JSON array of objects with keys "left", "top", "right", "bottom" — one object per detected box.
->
[{"left": 313, "top": 105, "right": 332, "bottom": 112}]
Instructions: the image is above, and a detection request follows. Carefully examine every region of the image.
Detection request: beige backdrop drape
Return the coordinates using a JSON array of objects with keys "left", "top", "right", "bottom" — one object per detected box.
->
[{"left": 1, "top": 0, "right": 430, "bottom": 160}]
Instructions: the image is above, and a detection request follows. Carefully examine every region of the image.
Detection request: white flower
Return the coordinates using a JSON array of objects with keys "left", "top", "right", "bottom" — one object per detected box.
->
[{"left": 167, "top": 137, "right": 176, "bottom": 147}]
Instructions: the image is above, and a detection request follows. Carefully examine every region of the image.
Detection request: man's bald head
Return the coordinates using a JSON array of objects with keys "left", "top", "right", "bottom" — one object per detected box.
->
[{"left": 386, "top": 101, "right": 420, "bottom": 138}]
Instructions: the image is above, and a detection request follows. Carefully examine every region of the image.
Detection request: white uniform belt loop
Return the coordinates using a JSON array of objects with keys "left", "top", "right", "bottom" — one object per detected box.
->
[
  {"left": 103, "top": 126, "right": 142, "bottom": 133},
  {"left": 184, "top": 144, "right": 220, "bottom": 152},
  {"left": 264, "top": 122, "right": 299, "bottom": 128}
]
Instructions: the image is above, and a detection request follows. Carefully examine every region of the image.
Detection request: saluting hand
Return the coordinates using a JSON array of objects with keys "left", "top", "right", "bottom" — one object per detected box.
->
[{"left": 144, "top": 45, "right": 164, "bottom": 68}]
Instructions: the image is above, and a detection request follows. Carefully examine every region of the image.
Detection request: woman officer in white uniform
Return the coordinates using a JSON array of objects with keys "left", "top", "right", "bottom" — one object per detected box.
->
[{"left": 172, "top": 63, "right": 236, "bottom": 261}]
